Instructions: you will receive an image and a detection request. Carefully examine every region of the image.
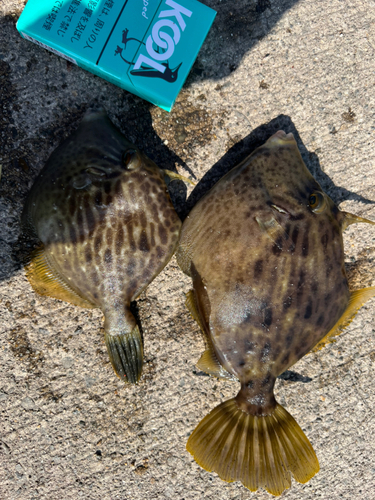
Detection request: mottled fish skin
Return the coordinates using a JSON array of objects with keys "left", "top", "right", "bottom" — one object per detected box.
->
[
  {"left": 178, "top": 132, "right": 348, "bottom": 390},
  {"left": 22, "top": 109, "right": 181, "bottom": 383},
  {"left": 177, "top": 130, "right": 375, "bottom": 494}
]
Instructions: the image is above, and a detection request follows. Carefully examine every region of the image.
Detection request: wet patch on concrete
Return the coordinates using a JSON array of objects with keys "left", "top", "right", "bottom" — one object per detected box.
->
[
  {"left": 151, "top": 91, "right": 219, "bottom": 161},
  {"left": 8, "top": 327, "right": 45, "bottom": 374}
]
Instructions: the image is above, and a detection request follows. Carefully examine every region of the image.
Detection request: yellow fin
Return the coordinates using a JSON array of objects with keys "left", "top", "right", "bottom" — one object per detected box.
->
[
  {"left": 186, "top": 290, "right": 234, "bottom": 380},
  {"left": 187, "top": 399, "right": 319, "bottom": 496},
  {"left": 255, "top": 216, "right": 295, "bottom": 252},
  {"left": 341, "top": 211, "right": 375, "bottom": 231},
  {"left": 186, "top": 290, "right": 205, "bottom": 332},
  {"left": 164, "top": 169, "right": 196, "bottom": 186},
  {"left": 312, "top": 286, "right": 375, "bottom": 352},
  {"left": 197, "top": 349, "right": 236, "bottom": 380},
  {"left": 25, "top": 245, "right": 95, "bottom": 308},
  {"left": 105, "top": 324, "right": 143, "bottom": 384}
]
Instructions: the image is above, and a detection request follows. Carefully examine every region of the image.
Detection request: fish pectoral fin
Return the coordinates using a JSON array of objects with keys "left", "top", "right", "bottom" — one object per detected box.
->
[
  {"left": 105, "top": 324, "right": 143, "bottom": 384},
  {"left": 255, "top": 216, "right": 295, "bottom": 252},
  {"left": 187, "top": 398, "right": 319, "bottom": 496},
  {"left": 312, "top": 286, "right": 375, "bottom": 352},
  {"left": 163, "top": 169, "right": 196, "bottom": 186},
  {"left": 197, "top": 349, "right": 235, "bottom": 380},
  {"left": 25, "top": 245, "right": 95, "bottom": 308}
]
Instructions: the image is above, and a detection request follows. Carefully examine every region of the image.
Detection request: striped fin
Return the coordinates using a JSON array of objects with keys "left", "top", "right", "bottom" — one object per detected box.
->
[
  {"left": 105, "top": 324, "right": 143, "bottom": 384},
  {"left": 163, "top": 169, "right": 196, "bottom": 186},
  {"left": 187, "top": 399, "right": 319, "bottom": 496},
  {"left": 186, "top": 290, "right": 234, "bottom": 380},
  {"left": 196, "top": 349, "right": 236, "bottom": 380},
  {"left": 186, "top": 290, "right": 205, "bottom": 332},
  {"left": 312, "top": 286, "right": 375, "bottom": 351},
  {"left": 341, "top": 211, "right": 375, "bottom": 231},
  {"left": 25, "top": 245, "right": 95, "bottom": 308}
]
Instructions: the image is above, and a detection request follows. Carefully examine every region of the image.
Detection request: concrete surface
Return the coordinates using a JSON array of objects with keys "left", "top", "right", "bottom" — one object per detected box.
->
[{"left": 1, "top": 0, "right": 375, "bottom": 499}]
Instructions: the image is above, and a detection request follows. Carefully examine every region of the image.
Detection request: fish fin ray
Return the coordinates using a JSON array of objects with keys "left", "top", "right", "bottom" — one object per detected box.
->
[
  {"left": 105, "top": 324, "right": 143, "bottom": 384},
  {"left": 255, "top": 216, "right": 295, "bottom": 252},
  {"left": 187, "top": 399, "right": 319, "bottom": 496},
  {"left": 341, "top": 211, "right": 375, "bottom": 231},
  {"left": 25, "top": 245, "right": 95, "bottom": 308},
  {"left": 312, "top": 286, "right": 375, "bottom": 352},
  {"left": 186, "top": 290, "right": 234, "bottom": 380},
  {"left": 197, "top": 349, "right": 235, "bottom": 380},
  {"left": 186, "top": 290, "right": 205, "bottom": 332},
  {"left": 163, "top": 169, "right": 196, "bottom": 186}
]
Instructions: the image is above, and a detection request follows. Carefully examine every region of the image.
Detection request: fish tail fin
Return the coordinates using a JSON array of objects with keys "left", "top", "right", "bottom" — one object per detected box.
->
[
  {"left": 105, "top": 324, "right": 143, "bottom": 384},
  {"left": 187, "top": 398, "right": 319, "bottom": 496}
]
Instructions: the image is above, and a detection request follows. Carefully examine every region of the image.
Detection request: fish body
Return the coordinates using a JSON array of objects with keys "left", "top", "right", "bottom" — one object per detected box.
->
[
  {"left": 176, "top": 130, "right": 375, "bottom": 495},
  {"left": 22, "top": 109, "right": 181, "bottom": 383}
]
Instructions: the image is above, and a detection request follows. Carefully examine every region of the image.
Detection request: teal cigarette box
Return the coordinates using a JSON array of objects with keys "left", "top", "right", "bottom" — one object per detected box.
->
[{"left": 17, "top": 0, "right": 216, "bottom": 111}]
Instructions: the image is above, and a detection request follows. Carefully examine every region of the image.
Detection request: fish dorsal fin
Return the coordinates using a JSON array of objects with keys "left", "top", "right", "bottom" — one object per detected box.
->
[
  {"left": 312, "top": 286, "right": 375, "bottom": 351},
  {"left": 255, "top": 215, "right": 295, "bottom": 252},
  {"left": 341, "top": 211, "right": 375, "bottom": 231},
  {"left": 197, "top": 349, "right": 236, "bottom": 380},
  {"left": 25, "top": 245, "right": 96, "bottom": 309},
  {"left": 186, "top": 290, "right": 234, "bottom": 380},
  {"left": 163, "top": 169, "right": 196, "bottom": 186}
]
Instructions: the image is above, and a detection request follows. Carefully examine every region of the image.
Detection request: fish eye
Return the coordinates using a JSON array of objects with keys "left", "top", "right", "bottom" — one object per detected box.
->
[
  {"left": 122, "top": 149, "right": 138, "bottom": 169},
  {"left": 308, "top": 192, "right": 326, "bottom": 213}
]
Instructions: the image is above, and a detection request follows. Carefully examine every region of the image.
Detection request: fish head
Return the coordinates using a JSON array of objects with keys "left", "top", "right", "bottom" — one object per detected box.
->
[
  {"left": 66, "top": 109, "right": 165, "bottom": 187},
  {"left": 22, "top": 109, "right": 180, "bottom": 260},
  {"left": 246, "top": 130, "right": 374, "bottom": 256},
  {"left": 246, "top": 130, "right": 340, "bottom": 230}
]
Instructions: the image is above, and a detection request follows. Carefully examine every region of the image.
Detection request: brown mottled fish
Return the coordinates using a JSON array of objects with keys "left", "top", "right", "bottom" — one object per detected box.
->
[
  {"left": 176, "top": 131, "right": 375, "bottom": 495},
  {"left": 22, "top": 109, "right": 182, "bottom": 384}
]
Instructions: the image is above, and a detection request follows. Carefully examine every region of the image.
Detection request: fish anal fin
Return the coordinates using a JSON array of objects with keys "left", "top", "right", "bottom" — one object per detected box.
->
[
  {"left": 187, "top": 398, "right": 319, "bottom": 495},
  {"left": 197, "top": 349, "right": 235, "bottom": 380},
  {"left": 186, "top": 290, "right": 234, "bottom": 380},
  {"left": 312, "top": 286, "right": 375, "bottom": 352},
  {"left": 186, "top": 290, "right": 205, "bottom": 332},
  {"left": 25, "top": 245, "right": 95, "bottom": 309},
  {"left": 255, "top": 215, "right": 295, "bottom": 252}
]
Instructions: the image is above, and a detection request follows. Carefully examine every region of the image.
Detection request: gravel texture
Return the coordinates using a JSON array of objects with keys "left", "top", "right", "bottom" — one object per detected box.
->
[{"left": 0, "top": 0, "right": 374, "bottom": 499}]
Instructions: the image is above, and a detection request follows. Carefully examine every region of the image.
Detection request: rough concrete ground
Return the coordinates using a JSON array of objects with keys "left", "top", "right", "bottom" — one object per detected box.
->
[{"left": 1, "top": 0, "right": 375, "bottom": 499}]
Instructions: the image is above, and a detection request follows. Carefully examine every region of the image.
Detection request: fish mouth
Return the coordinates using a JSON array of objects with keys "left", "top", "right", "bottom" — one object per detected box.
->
[{"left": 266, "top": 130, "right": 295, "bottom": 147}]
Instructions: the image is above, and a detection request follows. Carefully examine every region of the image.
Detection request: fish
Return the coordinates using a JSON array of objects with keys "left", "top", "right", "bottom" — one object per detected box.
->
[
  {"left": 176, "top": 130, "right": 375, "bottom": 495},
  {"left": 22, "top": 109, "right": 182, "bottom": 384}
]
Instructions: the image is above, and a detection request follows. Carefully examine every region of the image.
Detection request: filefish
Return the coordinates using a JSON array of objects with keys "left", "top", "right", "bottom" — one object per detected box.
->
[
  {"left": 176, "top": 131, "right": 375, "bottom": 495},
  {"left": 22, "top": 109, "right": 182, "bottom": 384}
]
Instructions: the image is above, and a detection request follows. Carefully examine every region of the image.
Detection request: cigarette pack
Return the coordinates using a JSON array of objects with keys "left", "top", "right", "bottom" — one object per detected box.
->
[{"left": 17, "top": 0, "right": 216, "bottom": 111}]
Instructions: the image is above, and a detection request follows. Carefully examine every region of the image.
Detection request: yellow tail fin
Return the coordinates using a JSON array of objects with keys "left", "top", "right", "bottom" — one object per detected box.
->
[{"left": 187, "top": 398, "right": 319, "bottom": 496}]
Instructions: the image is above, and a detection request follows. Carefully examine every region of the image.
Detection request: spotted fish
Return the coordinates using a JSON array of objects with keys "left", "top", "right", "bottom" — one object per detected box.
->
[
  {"left": 176, "top": 131, "right": 375, "bottom": 495},
  {"left": 22, "top": 109, "right": 182, "bottom": 384}
]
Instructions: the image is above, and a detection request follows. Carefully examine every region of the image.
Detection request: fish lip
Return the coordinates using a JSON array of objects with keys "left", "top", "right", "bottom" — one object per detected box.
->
[{"left": 266, "top": 130, "right": 295, "bottom": 145}]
